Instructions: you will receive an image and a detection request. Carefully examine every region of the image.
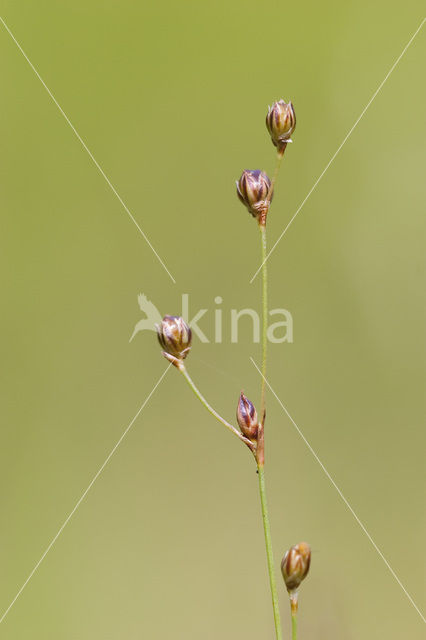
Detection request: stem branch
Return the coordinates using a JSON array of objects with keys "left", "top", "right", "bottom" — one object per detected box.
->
[{"left": 179, "top": 365, "right": 254, "bottom": 452}]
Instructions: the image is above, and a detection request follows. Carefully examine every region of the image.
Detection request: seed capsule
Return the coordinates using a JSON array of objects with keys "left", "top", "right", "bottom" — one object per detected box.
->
[
  {"left": 236, "top": 392, "right": 259, "bottom": 441},
  {"left": 266, "top": 100, "right": 296, "bottom": 150},
  {"left": 156, "top": 315, "right": 192, "bottom": 368},
  {"left": 236, "top": 170, "right": 273, "bottom": 222},
  {"left": 281, "top": 542, "right": 311, "bottom": 592}
]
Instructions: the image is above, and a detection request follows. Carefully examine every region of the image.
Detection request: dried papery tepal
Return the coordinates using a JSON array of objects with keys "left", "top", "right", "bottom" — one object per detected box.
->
[
  {"left": 156, "top": 315, "right": 192, "bottom": 368},
  {"left": 281, "top": 542, "right": 311, "bottom": 593},
  {"left": 236, "top": 392, "right": 259, "bottom": 441},
  {"left": 236, "top": 169, "right": 273, "bottom": 225},
  {"left": 266, "top": 100, "right": 296, "bottom": 152}
]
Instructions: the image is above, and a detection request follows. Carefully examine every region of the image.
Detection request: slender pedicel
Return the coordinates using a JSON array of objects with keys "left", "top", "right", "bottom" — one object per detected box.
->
[
  {"left": 156, "top": 315, "right": 255, "bottom": 452},
  {"left": 179, "top": 364, "right": 255, "bottom": 453},
  {"left": 264, "top": 99, "right": 297, "bottom": 215},
  {"left": 257, "top": 102, "right": 296, "bottom": 412},
  {"left": 281, "top": 543, "right": 311, "bottom": 640}
]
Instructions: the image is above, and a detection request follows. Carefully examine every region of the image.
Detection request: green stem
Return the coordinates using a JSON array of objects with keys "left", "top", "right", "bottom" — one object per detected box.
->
[
  {"left": 291, "top": 610, "right": 297, "bottom": 640},
  {"left": 259, "top": 147, "right": 285, "bottom": 416},
  {"left": 289, "top": 592, "right": 298, "bottom": 640},
  {"left": 257, "top": 464, "right": 283, "bottom": 640},
  {"left": 260, "top": 225, "right": 268, "bottom": 418},
  {"left": 256, "top": 148, "right": 287, "bottom": 638},
  {"left": 269, "top": 147, "right": 285, "bottom": 196},
  {"left": 179, "top": 365, "right": 254, "bottom": 451}
]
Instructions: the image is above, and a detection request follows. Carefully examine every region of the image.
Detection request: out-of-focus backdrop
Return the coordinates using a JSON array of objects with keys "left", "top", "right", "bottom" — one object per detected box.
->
[{"left": 0, "top": 1, "right": 425, "bottom": 638}]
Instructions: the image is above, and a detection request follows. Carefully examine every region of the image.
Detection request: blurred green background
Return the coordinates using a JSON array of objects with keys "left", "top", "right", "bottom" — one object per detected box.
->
[{"left": 0, "top": 1, "right": 425, "bottom": 638}]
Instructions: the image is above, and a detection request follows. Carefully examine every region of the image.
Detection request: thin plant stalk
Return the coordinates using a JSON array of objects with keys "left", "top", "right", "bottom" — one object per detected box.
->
[
  {"left": 259, "top": 145, "right": 285, "bottom": 416},
  {"left": 257, "top": 464, "right": 283, "bottom": 640},
  {"left": 290, "top": 593, "right": 298, "bottom": 640},
  {"left": 291, "top": 611, "right": 297, "bottom": 640},
  {"left": 257, "top": 233, "right": 283, "bottom": 638},
  {"left": 179, "top": 364, "right": 255, "bottom": 452},
  {"left": 157, "top": 99, "right": 305, "bottom": 640},
  {"left": 259, "top": 224, "right": 268, "bottom": 418},
  {"left": 257, "top": 145, "right": 286, "bottom": 639},
  {"left": 270, "top": 147, "right": 286, "bottom": 195}
]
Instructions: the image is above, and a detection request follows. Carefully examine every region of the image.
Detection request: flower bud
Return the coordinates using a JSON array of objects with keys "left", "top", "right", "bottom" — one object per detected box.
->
[
  {"left": 236, "top": 392, "right": 259, "bottom": 441},
  {"left": 266, "top": 100, "right": 296, "bottom": 150},
  {"left": 281, "top": 542, "right": 311, "bottom": 592},
  {"left": 156, "top": 315, "right": 192, "bottom": 367},
  {"left": 236, "top": 170, "right": 273, "bottom": 222}
]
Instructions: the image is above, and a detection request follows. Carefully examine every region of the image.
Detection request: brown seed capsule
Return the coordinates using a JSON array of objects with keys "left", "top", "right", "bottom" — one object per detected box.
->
[
  {"left": 266, "top": 100, "right": 296, "bottom": 150},
  {"left": 236, "top": 392, "right": 259, "bottom": 441},
  {"left": 281, "top": 542, "right": 311, "bottom": 592},
  {"left": 156, "top": 315, "right": 192, "bottom": 368},
  {"left": 236, "top": 170, "right": 273, "bottom": 222}
]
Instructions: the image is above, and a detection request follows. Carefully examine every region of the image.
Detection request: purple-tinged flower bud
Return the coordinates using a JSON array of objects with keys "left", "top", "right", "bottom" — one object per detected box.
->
[
  {"left": 281, "top": 542, "right": 311, "bottom": 592},
  {"left": 236, "top": 392, "right": 259, "bottom": 441},
  {"left": 236, "top": 170, "right": 273, "bottom": 223},
  {"left": 156, "top": 315, "right": 192, "bottom": 368},
  {"left": 266, "top": 100, "right": 296, "bottom": 150}
]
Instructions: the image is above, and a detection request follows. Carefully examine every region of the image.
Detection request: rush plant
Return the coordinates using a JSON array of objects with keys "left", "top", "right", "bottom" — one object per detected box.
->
[{"left": 156, "top": 99, "right": 311, "bottom": 640}]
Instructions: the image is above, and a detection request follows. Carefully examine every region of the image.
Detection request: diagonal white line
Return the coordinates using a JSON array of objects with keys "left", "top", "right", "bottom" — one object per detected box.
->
[
  {"left": 0, "top": 16, "right": 176, "bottom": 284},
  {"left": 0, "top": 364, "right": 171, "bottom": 626},
  {"left": 250, "top": 17, "right": 426, "bottom": 283},
  {"left": 250, "top": 357, "right": 426, "bottom": 623}
]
